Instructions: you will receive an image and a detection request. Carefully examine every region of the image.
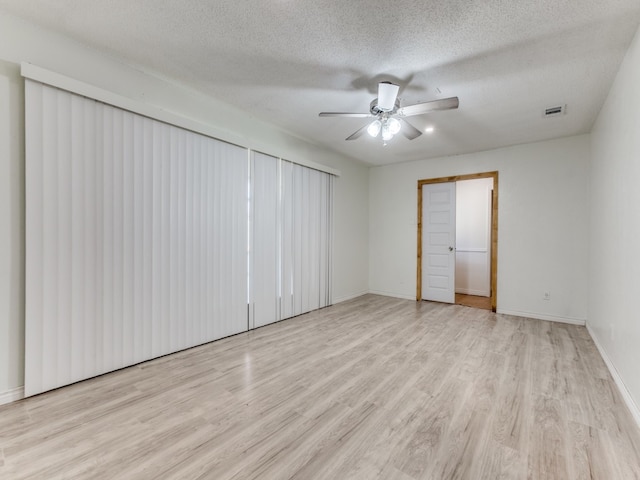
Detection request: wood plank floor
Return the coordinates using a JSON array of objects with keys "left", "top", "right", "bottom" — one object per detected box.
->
[
  {"left": 455, "top": 293, "right": 492, "bottom": 310},
  {"left": 1, "top": 294, "right": 639, "bottom": 479}
]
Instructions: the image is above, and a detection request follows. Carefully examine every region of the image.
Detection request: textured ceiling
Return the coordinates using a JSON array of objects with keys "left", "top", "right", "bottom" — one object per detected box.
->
[{"left": 2, "top": 0, "right": 640, "bottom": 166}]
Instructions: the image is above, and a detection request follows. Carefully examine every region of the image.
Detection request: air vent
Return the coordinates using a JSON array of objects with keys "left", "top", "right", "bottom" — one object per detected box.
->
[{"left": 544, "top": 105, "right": 566, "bottom": 117}]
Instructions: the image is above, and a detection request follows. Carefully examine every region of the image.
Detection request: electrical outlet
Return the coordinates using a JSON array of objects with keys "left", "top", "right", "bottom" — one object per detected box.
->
[{"left": 543, "top": 291, "right": 551, "bottom": 301}]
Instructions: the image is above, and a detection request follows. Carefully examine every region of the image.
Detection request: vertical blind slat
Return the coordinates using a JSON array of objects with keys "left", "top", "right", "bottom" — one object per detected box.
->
[{"left": 24, "top": 80, "right": 42, "bottom": 393}]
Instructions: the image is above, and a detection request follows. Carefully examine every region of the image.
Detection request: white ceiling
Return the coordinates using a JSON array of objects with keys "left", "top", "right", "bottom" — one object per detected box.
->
[{"left": 2, "top": 0, "right": 640, "bottom": 166}]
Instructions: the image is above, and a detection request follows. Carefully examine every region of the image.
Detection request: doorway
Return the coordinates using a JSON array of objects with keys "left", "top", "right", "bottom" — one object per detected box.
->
[{"left": 416, "top": 172, "right": 498, "bottom": 312}]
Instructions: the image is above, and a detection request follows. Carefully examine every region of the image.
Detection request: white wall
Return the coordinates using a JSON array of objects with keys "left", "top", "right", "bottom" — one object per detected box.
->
[
  {"left": 0, "top": 11, "right": 369, "bottom": 399},
  {"left": 455, "top": 178, "right": 493, "bottom": 297},
  {"left": 0, "top": 59, "right": 24, "bottom": 402},
  {"left": 589, "top": 24, "right": 640, "bottom": 420},
  {"left": 332, "top": 159, "right": 370, "bottom": 303},
  {"left": 370, "top": 135, "right": 590, "bottom": 323}
]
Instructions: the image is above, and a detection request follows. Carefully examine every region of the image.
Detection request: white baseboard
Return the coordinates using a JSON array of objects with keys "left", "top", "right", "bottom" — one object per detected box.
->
[
  {"left": 332, "top": 291, "right": 370, "bottom": 304},
  {"left": 586, "top": 324, "right": 640, "bottom": 429},
  {"left": 0, "top": 385, "right": 25, "bottom": 405},
  {"left": 496, "top": 309, "right": 586, "bottom": 326},
  {"left": 367, "top": 290, "right": 416, "bottom": 301}
]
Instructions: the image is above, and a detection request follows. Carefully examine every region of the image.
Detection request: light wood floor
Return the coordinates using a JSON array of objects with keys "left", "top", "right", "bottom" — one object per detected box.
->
[{"left": 1, "top": 295, "right": 639, "bottom": 479}]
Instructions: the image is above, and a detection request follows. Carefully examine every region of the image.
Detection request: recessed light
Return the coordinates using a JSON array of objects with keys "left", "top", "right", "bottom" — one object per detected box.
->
[{"left": 425, "top": 126, "right": 435, "bottom": 133}]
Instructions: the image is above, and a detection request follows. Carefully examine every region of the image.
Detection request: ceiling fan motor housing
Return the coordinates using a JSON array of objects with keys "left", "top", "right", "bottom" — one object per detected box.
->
[{"left": 370, "top": 98, "right": 400, "bottom": 116}]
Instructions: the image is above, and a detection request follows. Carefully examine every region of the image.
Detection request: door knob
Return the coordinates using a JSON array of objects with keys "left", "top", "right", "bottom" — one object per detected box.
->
[{"left": 449, "top": 246, "right": 454, "bottom": 252}]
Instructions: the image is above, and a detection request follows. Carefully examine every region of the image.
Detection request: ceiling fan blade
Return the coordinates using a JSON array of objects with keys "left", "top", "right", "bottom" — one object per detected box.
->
[
  {"left": 400, "top": 119, "right": 422, "bottom": 140},
  {"left": 377, "top": 82, "right": 400, "bottom": 111},
  {"left": 397, "top": 96, "right": 459, "bottom": 117},
  {"left": 345, "top": 123, "right": 370, "bottom": 141},
  {"left": 319, "top": 112, "right": 373, "bottom": 118}
]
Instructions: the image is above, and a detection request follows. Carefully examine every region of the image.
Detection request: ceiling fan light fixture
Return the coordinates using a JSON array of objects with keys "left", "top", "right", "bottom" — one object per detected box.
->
[
  {"left": 367, "top": 119, "right": 382, "bottom": 137},
  {"left": 318, "top": 83, "right": 458, "bottom": 145},
  {"left": 381, "top": 124, "right": 393, "bottom": 142},
  {"left": 388, "top": 117, "right": 401, "bottom": 135}
]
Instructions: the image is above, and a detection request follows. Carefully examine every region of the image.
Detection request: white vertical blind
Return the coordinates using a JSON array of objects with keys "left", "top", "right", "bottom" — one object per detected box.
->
[
  {"left": 25, "top": 79, "right": 248, "bottom": 396},
  {"left": 25, "top": 77, "right": 334, "bottom": 397},
  {"left": 251, "top": 156, "right": 333, "bottom": 326},
  {"left": 285, "top": 162, "right": 333, "bottom": 317},
  {"left": 250, "top": 152, "right": 279, "bottom": 328}
]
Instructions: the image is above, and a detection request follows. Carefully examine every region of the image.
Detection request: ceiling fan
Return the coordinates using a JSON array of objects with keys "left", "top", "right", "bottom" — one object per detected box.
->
[{"left": 319, "top": 82, "right": 459, "bottom": 144}]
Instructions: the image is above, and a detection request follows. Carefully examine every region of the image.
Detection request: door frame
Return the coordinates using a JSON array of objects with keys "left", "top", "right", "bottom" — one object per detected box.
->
[{"left": 416, "top": 171, "right": 499, "bottom": 312}]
